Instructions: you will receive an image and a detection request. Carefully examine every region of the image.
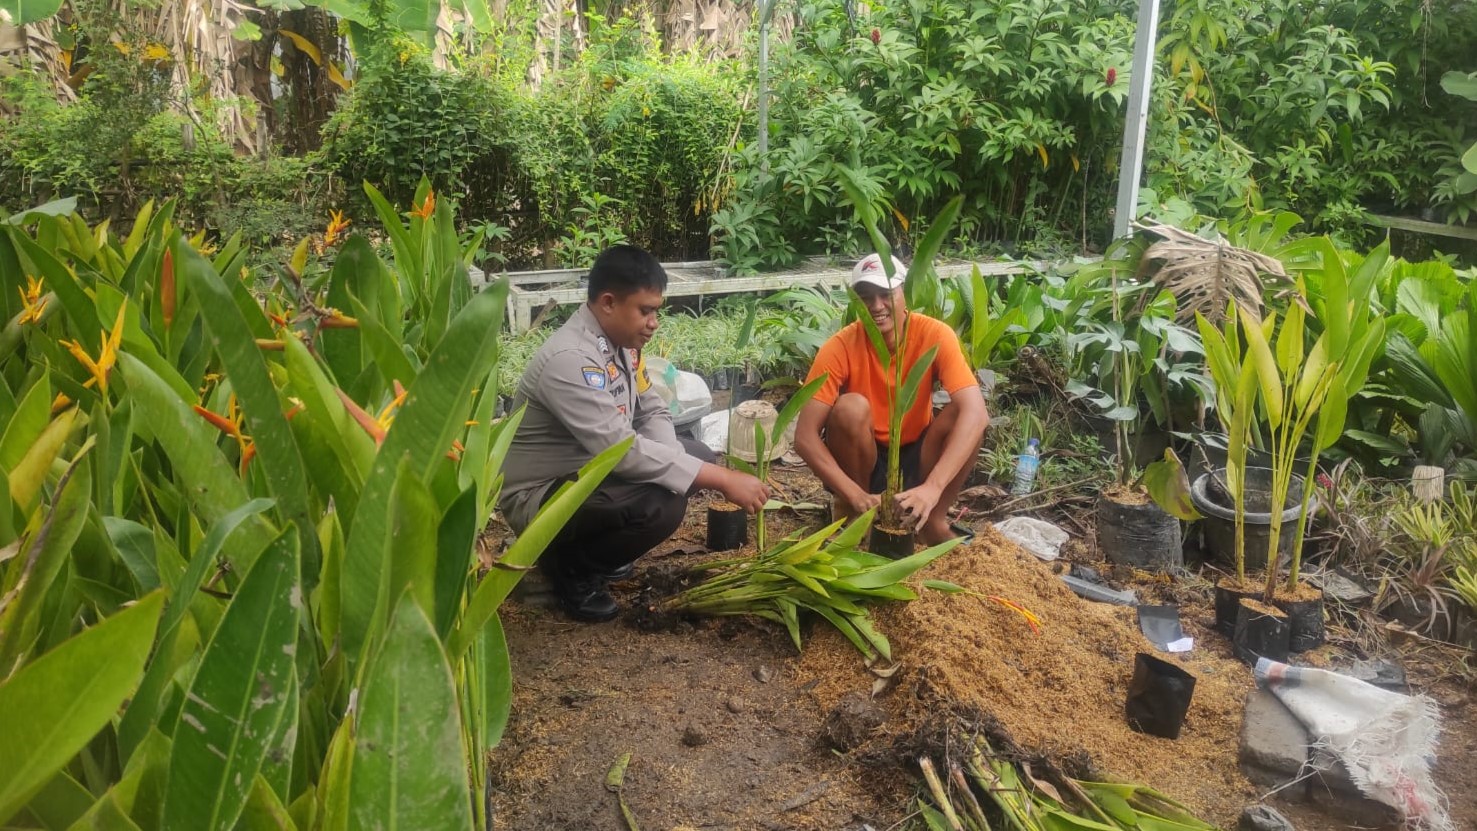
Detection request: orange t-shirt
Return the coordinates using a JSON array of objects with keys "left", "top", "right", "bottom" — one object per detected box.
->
[{"left": 805, "top": 313, "right": 977, "bottom": 445}]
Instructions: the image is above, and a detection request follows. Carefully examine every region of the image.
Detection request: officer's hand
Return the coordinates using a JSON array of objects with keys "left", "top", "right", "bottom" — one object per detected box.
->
[{"left": 722, "top": 470, "right": 770, "bottom": 514}]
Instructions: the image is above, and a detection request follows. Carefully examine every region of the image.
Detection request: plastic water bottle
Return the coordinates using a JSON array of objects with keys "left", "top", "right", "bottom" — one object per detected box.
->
[{"left": 1011, "top": 438, "right": 1041, "bottom": 496}]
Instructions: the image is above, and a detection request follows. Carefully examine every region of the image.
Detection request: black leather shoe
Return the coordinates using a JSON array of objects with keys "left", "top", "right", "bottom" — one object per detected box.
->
[
  {"left": 603, "top": 562, "right": 636, "bottom": 581},
  {"left": 551, "top": 575, "right": 619, "bottom": 622}
]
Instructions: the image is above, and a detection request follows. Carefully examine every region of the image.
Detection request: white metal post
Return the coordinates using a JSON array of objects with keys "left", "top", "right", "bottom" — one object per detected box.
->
[
  {"left": 757, "top": 0, "right": 772, "bottom": 167},
  {"left": 1113, "top": 0, "right": 1162, "bottom": 240}
]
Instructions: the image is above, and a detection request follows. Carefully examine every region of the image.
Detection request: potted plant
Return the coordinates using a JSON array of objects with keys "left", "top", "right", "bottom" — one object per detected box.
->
[
  {"left": 1066, "top": 256, "right": 1208, "bottom": 571},
  {"left": 1193, "top": 247, "right": 1385, "bottom": 652},
  {"left": 722, "top": 375, "right": 826, "bottom": 551}
]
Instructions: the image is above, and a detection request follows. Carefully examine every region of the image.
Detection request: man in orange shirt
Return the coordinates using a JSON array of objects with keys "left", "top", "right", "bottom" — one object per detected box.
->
[{"left": 794, "top": 253, "right": 989, "bottom": 545}]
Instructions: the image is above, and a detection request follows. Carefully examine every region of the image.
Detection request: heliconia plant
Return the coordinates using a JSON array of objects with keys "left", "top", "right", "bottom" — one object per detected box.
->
[{"left": 0, "top": 186, "right": 623, "bottom": 830}]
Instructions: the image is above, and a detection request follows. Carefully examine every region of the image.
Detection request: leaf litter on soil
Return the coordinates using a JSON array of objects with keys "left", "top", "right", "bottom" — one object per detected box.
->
[{"left": 795, "top": 525, "right": 1259, "bottom": 827}]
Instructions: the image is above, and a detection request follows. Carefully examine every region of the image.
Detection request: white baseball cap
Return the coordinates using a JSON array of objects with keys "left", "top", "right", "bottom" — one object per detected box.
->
[{"left": 850, "top": 253, "right": 907, "bottom": 290}]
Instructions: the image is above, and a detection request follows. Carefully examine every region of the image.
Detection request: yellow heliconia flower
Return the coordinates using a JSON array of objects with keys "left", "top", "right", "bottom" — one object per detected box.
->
[
  {"left": 323, "top": 209, "right": 351, "bottom": 247},
  {"left": 17, "top": 275, "right": 48, "bottom": 325},
  {"left": 60, "top": 302, "right": 127, "bottom": 395}
]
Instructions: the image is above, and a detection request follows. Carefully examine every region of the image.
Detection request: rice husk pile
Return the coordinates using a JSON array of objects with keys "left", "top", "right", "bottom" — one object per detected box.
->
[{"left": 796, "top": 526, "right": 1259, "bottom": 826}]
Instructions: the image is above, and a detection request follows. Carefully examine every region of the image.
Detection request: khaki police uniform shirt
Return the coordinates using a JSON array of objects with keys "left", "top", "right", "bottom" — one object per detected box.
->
[{"left": 498, "top": 303, "right": 704, "bottom": 533}]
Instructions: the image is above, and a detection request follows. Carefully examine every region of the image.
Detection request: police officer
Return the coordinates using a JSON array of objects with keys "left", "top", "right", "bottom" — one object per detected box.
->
[{"left": 500, "top": 245, "right": 769, "bottom": 622}]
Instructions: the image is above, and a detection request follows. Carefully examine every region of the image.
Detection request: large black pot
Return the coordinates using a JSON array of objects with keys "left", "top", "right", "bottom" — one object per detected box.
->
[{"left": 1189, "top": 467, "right": 1314, "bottom": 569}]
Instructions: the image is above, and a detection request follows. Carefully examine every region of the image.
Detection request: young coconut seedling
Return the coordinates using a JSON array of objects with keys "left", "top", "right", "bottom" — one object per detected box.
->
[
  {"left": 665, "top": 509, "right": 964, "bottom": 661},
  {"left": 725, "top": 375, "right": 827, "bottom": 551},
  {"left": 837, "top": 170, "right": 964, "bottom": 556}
]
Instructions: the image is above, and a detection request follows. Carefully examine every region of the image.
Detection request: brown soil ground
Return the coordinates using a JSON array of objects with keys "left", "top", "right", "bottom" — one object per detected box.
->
[{"left": 487, "top": 465, "right": 1477, "bottom": 831}]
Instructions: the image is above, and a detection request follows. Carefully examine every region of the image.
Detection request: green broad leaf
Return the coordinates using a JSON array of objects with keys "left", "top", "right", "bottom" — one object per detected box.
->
[
  {"left": 1040, "top": 807, "right": 1121, "bottom": 831},
  {"left": 6, "top": 195, "right": 76, "bottom": 223},
  {"left": 162, "top": 528, "right": 300, "bottom": 831},
  {"left": 348, "top": 293, "right": 418, "bottom": 391},
  {"left": 773, "top": 374, "right": 826, "bottom": 446},
  {"left": 0, "top": 592, "right": 163, "bottom": 826},
  {"left": 849, "top": 288, "right": 893, "bottom": 371},
  {"left": 922, "top": 580, "right": 966, "bottom": 594},
  {"left": 65, "top": 728, "right": 171, "bottom": 830},
  {"left": 6, "top": 407, "right": 78, "bottom": 514},
  {"left": 341, "top": 280, "right": 510, "bottom": 663},
  {"left": 827, "top": 582, "right": 916, "bottom": 601},
  {"left": 23, "top": 769, "right": 92, "bottom": 830},
  {"left": 776, "top": 518, "right": 848, "bottom": 565},
  {"left": 799, "top": 601, "right": 875, "bottom": 659},
  {"left": 104, "top": 517, "right": 162, "bottom": 593},
  {"left": 361, "top": 184, "right": 416, "bottom": 299},
  {"left": 448, "top": 437, "right": 630, "bottom": 659},
  {"left": 322, "top": 236, "right": 383, "bottom": 387},
  {"left": 315, "top": 717, "right": 355, "bottom": 831},
  {"left": 1462, "top": 143, "right": 1477, "bottom": 176},
  {"left": 433, "top": 487, "right": 479, "bottom": 638},
  {"left": 778, "top": 564, "right": 830, "bottom": 597},
  {"left": 904, "top": 195, "right": 964, "bottom": 309},
  {"left": 117, "top": 499, "right": 277, "bottom": 761},
  {"left": 0, "top": 451, "right": 91, "bottom": 673},
  {"left": 1141, "top": 449, "right": 1201, "bottom": 521},
  {"left": 470, "top": 612, "right": 514, "bottom": 750},
  {"left": 118, "top": 355, "right": 276, "bottom": 569},
  {"left": 919, "top": 800, "right": 952, "bottom": 831},
  {"left": 349, "top": 597, "right": 473, "bottom": 831},
  {"left": 848, "top": 536, "right": 963, "bottom": 588},
  {"left": 377, "top": 458, "right": 439, "bottom": 634},
  {"left": 0, "top": 371, "right": 50, "bottom": 471},
  {"left": 830, "top": 508, "right": 876, "bottom": 550},
  {"left": 1313, "top": 376, "right": 1350, "bottom": 452},
  {"left": 239, "top": 775, "right": 298, "bottom": 831},
  {"left": 1440, "top": 70, "right": 1477, "bottom": 102},
  {"left": 1237, "top": 306, "right": 1283, "bottom": 429},
  {"left": 843, "top": 612, "right": 892, "bottom": 661},
  {"left": 178, "top": 238, "right": 318, "bottom": 580},
  {"left": 282, "top": 336, "right": 373, "bottom": 493},
  {"left": 775, "top": 598, "right": 802, "bottom": 651},
  {"left": 897, "top": 345, "right": 940, "bottom": 415}
]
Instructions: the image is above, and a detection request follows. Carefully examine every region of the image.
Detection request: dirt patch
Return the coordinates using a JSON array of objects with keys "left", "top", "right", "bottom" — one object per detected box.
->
[{"left": 489, "top": 545, "right": 905, "bottom": 830}]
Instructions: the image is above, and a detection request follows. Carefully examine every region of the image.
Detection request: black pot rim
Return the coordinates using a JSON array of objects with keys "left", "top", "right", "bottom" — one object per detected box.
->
[{"left": 1189, "top": 467, "right": 1316, "bottom": 525}]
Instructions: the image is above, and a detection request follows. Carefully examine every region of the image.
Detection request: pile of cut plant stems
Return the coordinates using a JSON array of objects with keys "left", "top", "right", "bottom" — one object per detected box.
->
[{"left": 918, "top": 735, "right": 1218, "bottom": 831}]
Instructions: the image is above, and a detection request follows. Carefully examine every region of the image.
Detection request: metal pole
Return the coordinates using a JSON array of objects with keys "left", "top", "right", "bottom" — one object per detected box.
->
[
  {"left": 1113, "top": 0, "right": 1162, "bottom": 240},
  {"left": 757, "top": 0, "right": 772, "bottom": 169}
]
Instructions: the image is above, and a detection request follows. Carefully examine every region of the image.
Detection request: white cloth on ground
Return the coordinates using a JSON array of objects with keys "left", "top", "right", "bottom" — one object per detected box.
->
[{"left": 1254, "top": 657, "right": 1450, "bottom": 831}]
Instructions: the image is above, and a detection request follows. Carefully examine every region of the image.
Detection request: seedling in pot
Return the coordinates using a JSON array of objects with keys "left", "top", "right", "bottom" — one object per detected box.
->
[{"left": 725, "top": 375, "right": 826, "bottom": 551}]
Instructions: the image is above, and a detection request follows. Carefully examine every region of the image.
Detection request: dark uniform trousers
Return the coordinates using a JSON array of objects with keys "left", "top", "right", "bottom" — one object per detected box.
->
[{"left": 537, "top": 436, "right": 716, "bottom": 577}]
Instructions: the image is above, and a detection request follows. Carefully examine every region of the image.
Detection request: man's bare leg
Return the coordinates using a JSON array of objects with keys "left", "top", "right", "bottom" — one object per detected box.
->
[
  {"left": 823, "top": 393, "right": 877, "bottom": 517},
  {"left": 917, "top": 400, "right": 985, "bottom": 544}
]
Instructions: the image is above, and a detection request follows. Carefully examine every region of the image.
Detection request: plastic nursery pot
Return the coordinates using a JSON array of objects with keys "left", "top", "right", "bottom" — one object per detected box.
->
[
  {"left": 1213, "top": 577, "right": 1262, "bottom": 638},
  {"left": 706, "top": 503, "right": 747, "bottom": 552},
  {"left": 869, "top": 525, "right": 915, "bottom": 560},
  {"left": 1096, "top": 490, "right": 1182, "bottom": 571},
  {"left": 1272, "top": 585, "right": 1326, "bottom": 653},
  {"left": 1189, "top": 467, "right": 1314, "bottom": 568},
  {"left": 1233, "top": 598, "right": 1290, "bottom": 665},
  {"left": 1125, "top": 652, "right": 1197, "bottom": 740}
]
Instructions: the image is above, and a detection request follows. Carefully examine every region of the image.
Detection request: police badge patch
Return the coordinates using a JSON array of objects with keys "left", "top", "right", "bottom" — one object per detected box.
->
[{"left": 582, "top": 366, "right": 607, "bottom": 389}]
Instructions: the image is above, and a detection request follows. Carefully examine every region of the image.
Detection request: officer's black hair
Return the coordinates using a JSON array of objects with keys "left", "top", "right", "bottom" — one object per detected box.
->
[{"left": 587, "top": 245, "right": 668, "bottom": 302}]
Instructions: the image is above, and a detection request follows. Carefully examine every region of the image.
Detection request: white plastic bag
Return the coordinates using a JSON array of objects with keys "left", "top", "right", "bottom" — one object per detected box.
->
[{"left": 993, "top": 516, "right": 1069, "bottom": 561}]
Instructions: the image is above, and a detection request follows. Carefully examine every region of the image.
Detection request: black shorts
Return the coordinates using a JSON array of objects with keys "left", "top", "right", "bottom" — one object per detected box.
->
[{"left": 868, "top": 437, "right": 925, "bottom": 493}]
